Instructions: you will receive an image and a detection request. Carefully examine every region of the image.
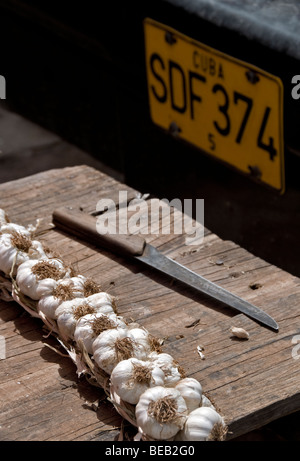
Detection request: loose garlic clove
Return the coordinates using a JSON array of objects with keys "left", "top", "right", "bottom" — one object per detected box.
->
[
  {"left": 135, "top": 386, "right": 188, "bottom": 440},
  {"left": 74, "top": 312, "right": 127, "bottom": 354},
  {"left": 175, "top": 378, "right": 202, "bottom": 412},
  {"left": 230, "top": 326, "right": 250, "bottom": 339},
  {"left": 16, "top": 258, "right": 70, "bottom": 300},
  {"left": 174, "top": 406, "right": 227, "bottom": 441},
  {"left": 110, "top": 358, "right": 165, "bottom": 404}
]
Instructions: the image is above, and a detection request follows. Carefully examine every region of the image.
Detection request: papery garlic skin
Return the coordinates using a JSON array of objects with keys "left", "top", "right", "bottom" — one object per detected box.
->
[
  {"left": 135, "top": 386, "right": 188, "bottom": 440},
  {"left": 110, "top": 358, "right": 165, "bottom": 405},
  {"left": 0, "top": 209, "right": 9, "bottom": 227},
  {"left": 149, "top": 352, "right": 182, "bottom": 387},
  {"left": 174, "top": 406, "right": 226, "bottom": 441},
  {"left": 175, "top": 378, "right": 202, "bottom": 412},
  {"left": 16, "top": 258, "right": 69, "bottom": 300},
  {"left": 74, "top": 312, "right": 127, "bottom": 354},
  {"left": 0, "top": 234, "right": 47, "bottom": 276},
  {"left": 37, "top": 276, "right": 87, "bottom": 319},
  {"left": 92, "top": 327, "right": 150, "bottom": 375},
  {"left": 201, "top": 395, "right": 216, "bottom": 410}
]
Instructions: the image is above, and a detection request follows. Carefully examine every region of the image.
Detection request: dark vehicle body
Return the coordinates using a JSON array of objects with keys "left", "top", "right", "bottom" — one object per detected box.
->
[{"left": 0, "top": 0, "right": 300, "bottom": 275}]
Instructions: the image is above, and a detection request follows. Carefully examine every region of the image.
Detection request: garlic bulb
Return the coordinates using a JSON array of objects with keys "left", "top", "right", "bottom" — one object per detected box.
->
[
  {"left": 0, "top": 232, "right": 47, "bottom": 276},
  {"left": 110, "top": 358, "right": 165, "bottom": 404},
  {"left": 135, "top": 386, "right": 188, "bottom": 440},
  {"left": 55, "top": 293, "right": 115, "bottom": 342},
  {"left": 37, "top": 275, "right": 88, "bottom": 319},
  {"left": 175, "top": 378, "right": 202, "bottom": 412},
  {"left": 149, "top": 352, "right": 184, "bottom": 386},
  {"left": 174, "top": 406, "right": 227, "bottom": 441},
  {"left": 16, "top": 258, "right": 70, "bottom": 300},
  {"left": 92, "top": 327, "right": 151, "bottom": 375},
  {"left": 74, "top": 312, "right": 127, "bottom": 354}
]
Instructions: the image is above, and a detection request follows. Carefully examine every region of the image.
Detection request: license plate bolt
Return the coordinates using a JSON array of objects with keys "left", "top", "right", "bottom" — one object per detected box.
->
[
  {"left": 169, "top": 121, "right": 182, "bottom": 136},
  {"left": 248, "top": 165, "right": 262, "bottom": 178},
  {"left": 165, "top": 31, "right": 177, "bottom": 45},
  {"left": 246, "top": 70, "right": 260, "bottom": 84}
]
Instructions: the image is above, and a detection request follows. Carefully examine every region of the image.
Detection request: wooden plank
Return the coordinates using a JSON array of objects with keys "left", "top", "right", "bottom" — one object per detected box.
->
[{"left": 0, "top": 165, "right": 300, "bottom": 441}]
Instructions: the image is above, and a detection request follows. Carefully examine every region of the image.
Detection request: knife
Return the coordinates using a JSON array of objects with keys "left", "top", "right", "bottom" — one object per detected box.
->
[{"left": 52, "top": 206, "right": 279, "bottom": 331}]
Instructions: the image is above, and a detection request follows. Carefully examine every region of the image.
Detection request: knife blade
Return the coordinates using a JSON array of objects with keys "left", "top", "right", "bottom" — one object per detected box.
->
[{"left": 52, "top": 206, "right": 279, "bottom": 331}]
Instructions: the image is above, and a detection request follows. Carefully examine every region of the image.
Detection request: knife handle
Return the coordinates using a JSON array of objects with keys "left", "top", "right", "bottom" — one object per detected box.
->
[{"left": 52, "top": 207, "right": 146, "bottom": 257}]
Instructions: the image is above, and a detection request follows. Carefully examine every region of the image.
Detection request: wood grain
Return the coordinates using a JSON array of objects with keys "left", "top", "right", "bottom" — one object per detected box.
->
[{"left": 0, "top": 165, "right": 300, "bottom": 441}]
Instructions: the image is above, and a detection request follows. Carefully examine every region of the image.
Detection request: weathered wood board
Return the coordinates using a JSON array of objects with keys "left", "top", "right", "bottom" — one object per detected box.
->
[{"left": 0, "top": 165, "right": 300, "bottom": 441}]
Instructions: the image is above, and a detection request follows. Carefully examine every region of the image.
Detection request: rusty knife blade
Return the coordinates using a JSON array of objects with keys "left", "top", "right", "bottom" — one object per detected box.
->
[{"left": 136, "top": 244, "right": 279, "bottom": 331}]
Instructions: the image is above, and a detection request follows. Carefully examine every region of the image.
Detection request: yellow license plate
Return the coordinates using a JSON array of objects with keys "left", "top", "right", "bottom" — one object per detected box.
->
[{"left": 144, "top": 18, "right": 284, "bottom": 192}]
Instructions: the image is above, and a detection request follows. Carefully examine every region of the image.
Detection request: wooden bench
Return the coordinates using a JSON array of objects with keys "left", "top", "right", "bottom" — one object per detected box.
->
[{"left": 0, "top": 164, "right": 299, "bottom": 441}]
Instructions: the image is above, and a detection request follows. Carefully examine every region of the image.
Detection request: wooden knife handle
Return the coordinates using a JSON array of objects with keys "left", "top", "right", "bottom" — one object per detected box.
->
[{"left": 52, "top": 207, "right": 146, "bottom": 257}]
